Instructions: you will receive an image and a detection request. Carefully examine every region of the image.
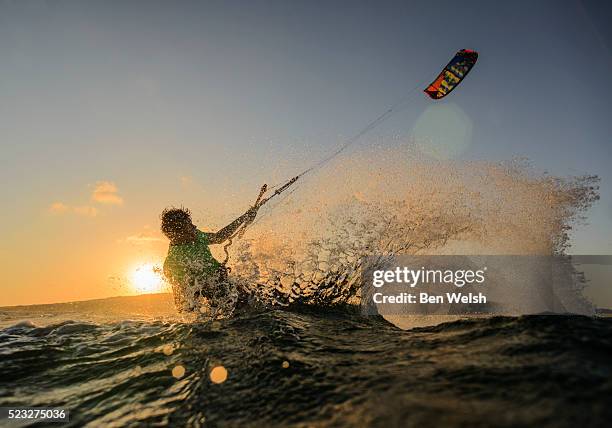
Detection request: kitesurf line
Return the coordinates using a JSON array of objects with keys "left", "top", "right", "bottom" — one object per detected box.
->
[
  {"left": 220, "top": 83, "right": 421, "bottom": 265},
  {"left": 221, "top": 49, "right": 479, "bottom": 265},
  {"left": 261, "top": 83, "right": 422, "bottom": 203}
]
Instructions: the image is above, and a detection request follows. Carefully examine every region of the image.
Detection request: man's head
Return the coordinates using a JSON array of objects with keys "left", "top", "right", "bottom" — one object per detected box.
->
[{"left": 161, "top": 207, "right": 197, "bottom": 243}]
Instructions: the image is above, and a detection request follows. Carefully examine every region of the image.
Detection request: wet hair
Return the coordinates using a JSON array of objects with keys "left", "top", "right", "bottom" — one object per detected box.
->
[{"left": 160, "top": 207, "right": 193, "bottom": 238}]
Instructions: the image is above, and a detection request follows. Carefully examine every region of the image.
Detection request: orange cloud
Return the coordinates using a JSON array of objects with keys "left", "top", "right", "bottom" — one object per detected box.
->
[
  {"left": 91, "top": 181, "right": 123, "bottom": 205},
  {"left": 47, "top": 202, "right": 98, "bottom": 217},
  {"left": 73, "top": 205, "right": 98, "bottom": 217},
  {"left": 180, "top": 175, "right": 193, "bottom": 187},
  {"left": 48, "top": 202, "right": 69, "bottom": 214},
  {"left": 123, "top": 233, "right": 164, "bottom": 244},
  {"left": 119, "top": 226, "right": 165, "bottom": 245}
]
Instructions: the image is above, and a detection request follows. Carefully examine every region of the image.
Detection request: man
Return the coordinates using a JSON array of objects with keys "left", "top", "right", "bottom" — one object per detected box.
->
[{"left": 161, "top": 205, "right": 258, "bottom": 312}]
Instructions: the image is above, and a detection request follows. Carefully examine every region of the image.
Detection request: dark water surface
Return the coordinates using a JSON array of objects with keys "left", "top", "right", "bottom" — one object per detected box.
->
[{"left": 0, "top": 295, "right": 611, "bottom": 427}]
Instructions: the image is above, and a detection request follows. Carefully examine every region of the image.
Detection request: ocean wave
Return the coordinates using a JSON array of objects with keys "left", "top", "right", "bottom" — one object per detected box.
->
[{"left": 0, "top": 303, "right": 611, "bottom": 427}]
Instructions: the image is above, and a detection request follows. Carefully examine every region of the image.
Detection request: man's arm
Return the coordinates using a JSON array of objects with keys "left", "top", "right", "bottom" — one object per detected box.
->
[{"left": 207, "top": 206, "right": 258, "bottom": 244}]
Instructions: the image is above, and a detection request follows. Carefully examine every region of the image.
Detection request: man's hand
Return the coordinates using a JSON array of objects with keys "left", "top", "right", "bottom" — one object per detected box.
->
[{"left": 208, "top": 204, "right": 261, "bottom": 245}]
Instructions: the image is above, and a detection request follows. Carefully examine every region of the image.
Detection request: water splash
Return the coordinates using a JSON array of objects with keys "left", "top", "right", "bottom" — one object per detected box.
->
[{"left": 225, "top": 142, "right": 599, "bottom": 309}]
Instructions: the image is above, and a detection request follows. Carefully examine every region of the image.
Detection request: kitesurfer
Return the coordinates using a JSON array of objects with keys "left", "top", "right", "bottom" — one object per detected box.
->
[{"left": 161, "top": 205, "right": 258, "bottom": 312}]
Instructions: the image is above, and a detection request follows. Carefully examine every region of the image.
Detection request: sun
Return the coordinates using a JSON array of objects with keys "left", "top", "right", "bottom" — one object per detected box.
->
[{"left": 129, "top": 263, "right": 166, "bottom": 294}]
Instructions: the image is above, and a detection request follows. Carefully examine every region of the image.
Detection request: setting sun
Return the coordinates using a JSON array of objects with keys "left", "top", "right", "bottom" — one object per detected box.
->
[{"left": 129, "top": 263, "right": 166, "bottom": 294}]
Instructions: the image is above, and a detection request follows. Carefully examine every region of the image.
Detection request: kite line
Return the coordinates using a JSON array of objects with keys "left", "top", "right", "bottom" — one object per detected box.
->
[
  {"left": 221, "top": 48, "right": 479, "bottom": 264},
  {"left": 220, "top": 82, "right": 423, "bottom": 265}
]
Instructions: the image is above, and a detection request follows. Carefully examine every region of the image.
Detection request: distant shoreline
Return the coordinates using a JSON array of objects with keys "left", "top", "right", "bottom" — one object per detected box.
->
[{"left": 0, "top": 292, "right": 173, "bottom": 311}]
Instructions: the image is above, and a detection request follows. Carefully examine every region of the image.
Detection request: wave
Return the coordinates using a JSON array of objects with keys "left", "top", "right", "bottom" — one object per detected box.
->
[{"left": 1, "top": 303, "right": 610, "bottom": 427}]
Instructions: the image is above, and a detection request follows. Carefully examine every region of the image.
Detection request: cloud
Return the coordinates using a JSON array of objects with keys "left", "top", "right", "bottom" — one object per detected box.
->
[
  {"left": 124, "top": 234, "right": 164, "bottom": 244},
  {"left": 48, "top": 202, "right": 69, "bottom": 214},
  {"left": 47, "top": 203, "right": 98, "bottom": 217},
  {"left": 119, "top": 228, "right": 165, "bottom": 245},
  {"left": 91, "top": 181, "right": 123, "bottom": 205},
  {"left": 48, "top": 180, "right": 122, "bottom": 218},
  {"left": 180, "top": 175, "right": 193, "bottom": 187},
  {"left": 73, "top": 205, "right": 98, "bottom": 217}
]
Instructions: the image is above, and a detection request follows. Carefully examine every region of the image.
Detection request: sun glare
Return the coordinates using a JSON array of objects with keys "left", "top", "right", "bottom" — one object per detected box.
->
[{"left": 130, "top": 263, "right": 166, "bottom": 294}]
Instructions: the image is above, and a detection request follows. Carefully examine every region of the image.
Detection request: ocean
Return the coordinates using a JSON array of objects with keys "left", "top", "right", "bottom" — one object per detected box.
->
[{"left": 1, "top": 294, "right": 611, "bottom": 427}]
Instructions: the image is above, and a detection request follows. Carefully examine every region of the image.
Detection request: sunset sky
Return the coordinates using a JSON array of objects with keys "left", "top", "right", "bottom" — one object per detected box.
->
[{"left": 1, "top": 0, "right": 610, "bottom": 306}]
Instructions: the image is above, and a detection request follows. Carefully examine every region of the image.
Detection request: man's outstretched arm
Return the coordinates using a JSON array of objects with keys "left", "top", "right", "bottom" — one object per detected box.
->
[{"left": 207, "top": 206, "right": 258, "bottom": 244}]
